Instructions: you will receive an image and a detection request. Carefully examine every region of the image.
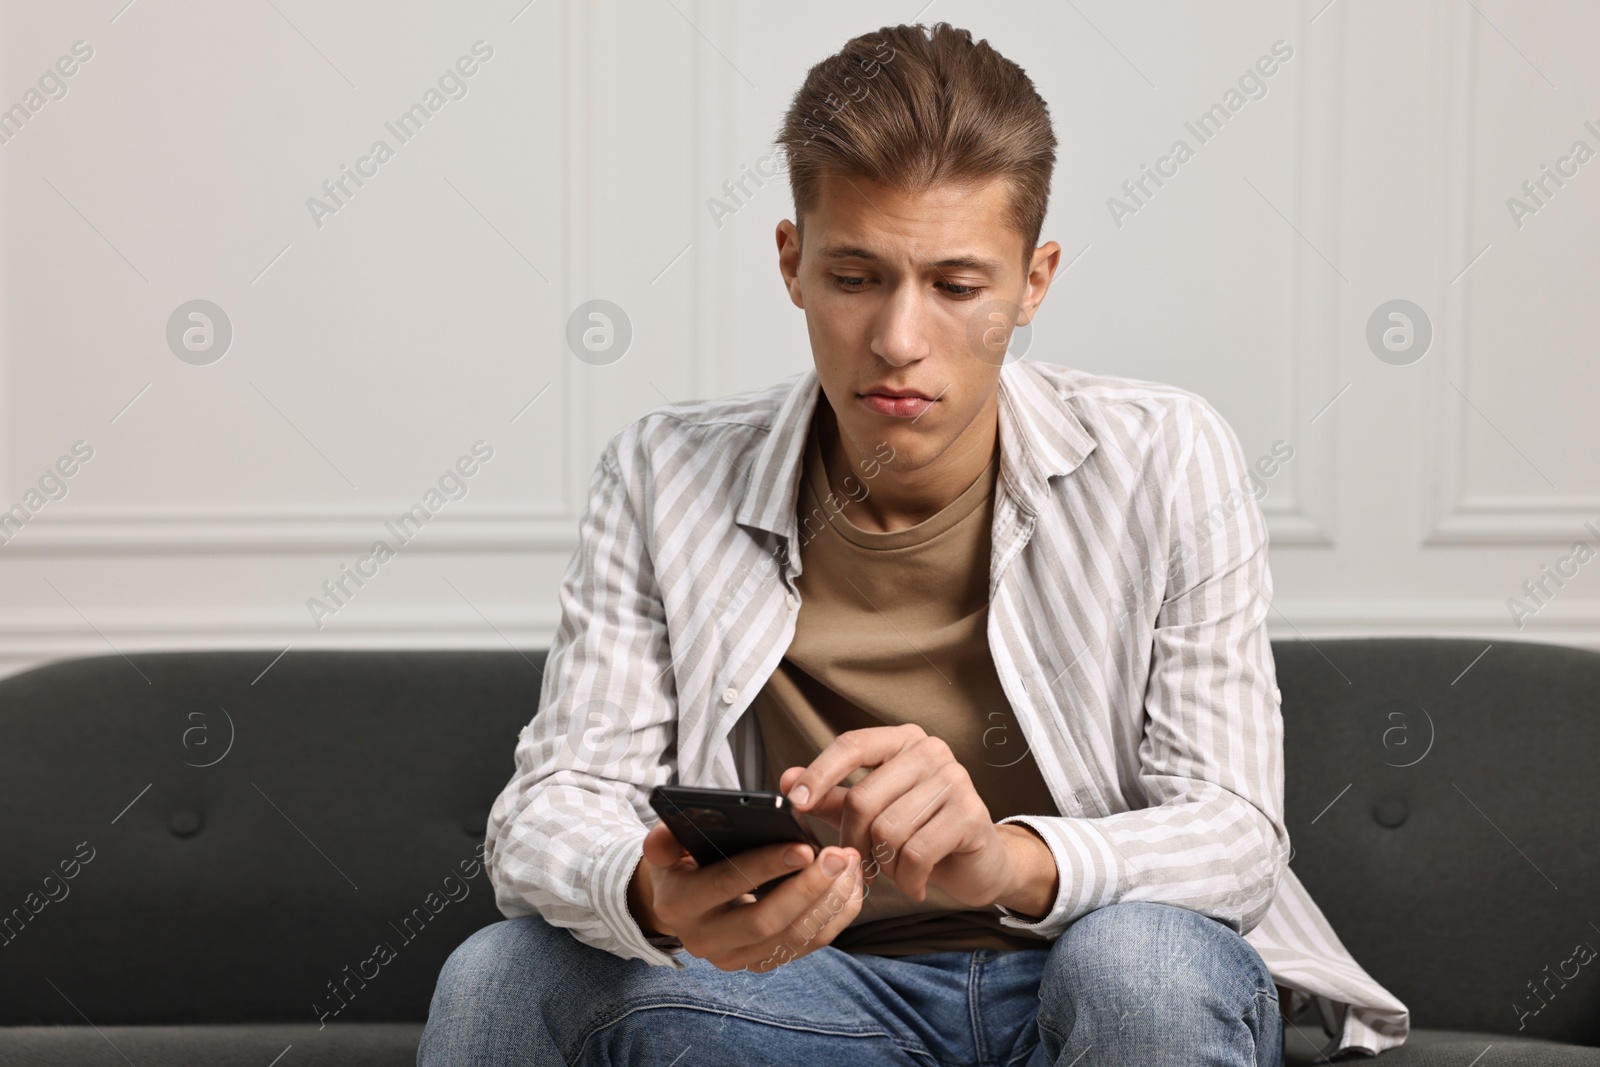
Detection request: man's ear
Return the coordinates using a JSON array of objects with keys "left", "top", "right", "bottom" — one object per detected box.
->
[
  {"left": 1016, "top": 239, "right": 1062, "bottom": 326},
  {"left": 776, "top": 220, "right": 805, "bottom": 309}
]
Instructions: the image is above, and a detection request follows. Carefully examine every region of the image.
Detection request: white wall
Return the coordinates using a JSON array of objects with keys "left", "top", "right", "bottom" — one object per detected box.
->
[{"left": 1, "top": 0, "right": 1596, "bottom": 681}]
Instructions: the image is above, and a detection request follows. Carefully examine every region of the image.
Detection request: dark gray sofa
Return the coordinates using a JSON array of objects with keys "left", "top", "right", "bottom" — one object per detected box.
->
[{"left": 0, "top": 638, "right": 1595, "bottom": 1065}]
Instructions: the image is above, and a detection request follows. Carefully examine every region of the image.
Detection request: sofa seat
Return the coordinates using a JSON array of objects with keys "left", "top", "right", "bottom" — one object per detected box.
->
[
  {"left": 0, "top": 1023, "right": 425, "bottom": 1066},
  {"left": 3, "top": 1021, "right": 1597, "bottom": 1065},
  {"left": 1285, "top": 1025, "right": 1600, "bottom": 1065}
]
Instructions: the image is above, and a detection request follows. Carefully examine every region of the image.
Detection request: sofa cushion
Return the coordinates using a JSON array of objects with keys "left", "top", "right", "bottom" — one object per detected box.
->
[
  {"left": 1285, "top": 1025, "right": 1600, "bottom": 1065},
  {"left": 0, "top": 1023, "right": 422, "bottom": 1066},
  {"left": 0, "top": 650, "right": 543, "bottom": 1026},
  {"left": 1275, "top": 638, "right": 1600, "bottom": 1048},
  {"left": 1, "top": 1021, "right": 1594, "bottom": 1066}
]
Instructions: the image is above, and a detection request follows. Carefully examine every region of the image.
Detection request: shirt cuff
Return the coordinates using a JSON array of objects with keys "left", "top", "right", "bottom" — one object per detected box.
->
[
  {"left": 591, "top": 830, "right": 687, "bottom": 969},
  {"left": 992, "top": 813, "right": 1119, "bottom": 939}
]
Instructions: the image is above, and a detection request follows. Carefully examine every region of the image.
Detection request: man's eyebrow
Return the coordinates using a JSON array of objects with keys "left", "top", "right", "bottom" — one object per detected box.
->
[{"left": 817, "top": 244, "right": 1003, "bottom": 274}]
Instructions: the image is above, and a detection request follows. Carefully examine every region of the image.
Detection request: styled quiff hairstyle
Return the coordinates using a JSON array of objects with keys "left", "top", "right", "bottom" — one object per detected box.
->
[{"left": 777, "top": 22, "right": 1057, "bottom": 273}]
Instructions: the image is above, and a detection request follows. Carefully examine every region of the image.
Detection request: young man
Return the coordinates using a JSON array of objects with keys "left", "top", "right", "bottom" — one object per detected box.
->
[{"left": 419, "top": 22, "right": 1408, "bottom": 1066}]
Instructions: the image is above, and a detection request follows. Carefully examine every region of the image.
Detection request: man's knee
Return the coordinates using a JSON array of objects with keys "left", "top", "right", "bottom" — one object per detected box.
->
[
  {"left": 421, "top": 913, "right": 577, "bottom": 1063},
  {"left": 1039, "top": 902, "right": 1276, "bottom": 1041},
  {"left": 433, "top": 914, "right": 560, "bottom": 1003}
]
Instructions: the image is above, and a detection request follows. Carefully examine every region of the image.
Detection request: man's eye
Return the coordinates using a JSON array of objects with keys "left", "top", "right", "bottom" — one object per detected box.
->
[{"left": 830, "top": 276, "right": 983, "bottom": 299}]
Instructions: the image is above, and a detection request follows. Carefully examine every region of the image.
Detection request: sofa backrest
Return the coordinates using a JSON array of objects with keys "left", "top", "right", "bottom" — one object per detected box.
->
[
  {"left": 0, "top": 650, "right": 538, "bottom": 1028},
  {"left": 0, "top": 638, "right": 1595, "bottom": 1044},
  {"left": 1275, "top": 637, "right": 1599, "bottom": 1046}
]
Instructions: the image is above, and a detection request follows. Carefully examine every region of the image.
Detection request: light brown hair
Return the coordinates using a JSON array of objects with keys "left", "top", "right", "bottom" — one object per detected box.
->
[{"left": 777, "top": 22, "right": 1057, "bottom": 273}]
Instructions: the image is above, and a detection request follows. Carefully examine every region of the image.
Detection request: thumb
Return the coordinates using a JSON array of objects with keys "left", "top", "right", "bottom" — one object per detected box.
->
[{"left": 642, "top": 820, "right": 691, "bottom": 869}]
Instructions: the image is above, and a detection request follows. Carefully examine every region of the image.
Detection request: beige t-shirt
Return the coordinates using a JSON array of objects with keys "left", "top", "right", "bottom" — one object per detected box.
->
[{"left": 747, "top": 407, "right": 1059, "bottom": 956}]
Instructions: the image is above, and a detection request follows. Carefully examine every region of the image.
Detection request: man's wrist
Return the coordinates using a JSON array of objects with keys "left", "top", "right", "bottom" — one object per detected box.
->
[
  {"left": 628, "top": 854, "right": 673, "bottom": 938},
  {"left": 995, "top": 822, "right": 1058, "bottom": 921}
]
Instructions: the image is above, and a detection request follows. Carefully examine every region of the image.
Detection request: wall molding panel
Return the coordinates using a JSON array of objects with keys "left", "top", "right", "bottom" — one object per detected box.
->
[{"left": 2, "top": 1, "right": 1597, "bottom": 681}]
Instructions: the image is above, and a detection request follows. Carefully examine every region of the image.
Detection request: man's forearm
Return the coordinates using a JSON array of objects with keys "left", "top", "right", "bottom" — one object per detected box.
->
[{"left": 995, "top": 822, "right": 1058, "bottom": 920}]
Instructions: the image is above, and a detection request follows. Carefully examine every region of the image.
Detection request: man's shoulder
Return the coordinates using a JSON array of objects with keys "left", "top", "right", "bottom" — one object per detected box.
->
[
  {"left": 640, "top": 372, "right": 802, "bottom": 430},
  {"left": 599, "top": 371, "right": 803, "bottom": 477},
  {"left": 1021, "top": 361, "right": 1235, "bottom": 450},
  {"left": 1024, "top": 360, "right": 1219, "bottom": 417}
]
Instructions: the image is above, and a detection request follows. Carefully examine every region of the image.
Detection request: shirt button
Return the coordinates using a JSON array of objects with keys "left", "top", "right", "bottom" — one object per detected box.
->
[
  {"left": 721, "top": 687, "right": 738, "bottom": 705},
  {"left": 786, "top": 593, "right": 799, "bottom": 609}
]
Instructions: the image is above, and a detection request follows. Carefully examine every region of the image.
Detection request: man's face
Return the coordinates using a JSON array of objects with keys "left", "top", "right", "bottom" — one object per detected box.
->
[{"left": 776, "top": 170, "right": 1058, "bottom": 478}]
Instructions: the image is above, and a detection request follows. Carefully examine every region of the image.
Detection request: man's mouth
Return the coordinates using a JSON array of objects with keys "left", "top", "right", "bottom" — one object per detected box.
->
[{"left": 858, "top": 387, "right": 937, "bottom": 419}]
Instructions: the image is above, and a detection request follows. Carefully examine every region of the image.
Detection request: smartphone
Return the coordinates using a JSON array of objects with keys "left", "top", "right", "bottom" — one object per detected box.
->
[{"left": 648, "top": 784, "right": 825, "bottom": 898}]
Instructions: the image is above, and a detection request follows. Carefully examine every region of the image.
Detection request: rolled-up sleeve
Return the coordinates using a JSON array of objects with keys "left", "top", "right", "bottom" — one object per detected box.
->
[
  {"left": 995, "top": 398, "right": 1289, "bottom": 939},
  {"left": 484, "top": 432, "right": 687, "bottom": 968}
]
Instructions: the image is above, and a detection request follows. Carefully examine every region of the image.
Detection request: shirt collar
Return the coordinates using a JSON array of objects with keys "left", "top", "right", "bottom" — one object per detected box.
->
[{"left": 735, "top": 361, "right": 1098, "bottom": 545}]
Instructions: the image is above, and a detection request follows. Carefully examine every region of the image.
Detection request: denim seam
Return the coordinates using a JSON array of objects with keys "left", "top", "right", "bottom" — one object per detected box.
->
[
  {"left": 1248, "top": 987, "right": 1282, "bottom": 1067},
  {"left": 569, "top": 1000, "right": 933, "bottom": 1065},
  {"left": 968, "top": 951, "right": 989, "bottom": 1067},
  {"left": 1002, "top": 1030, "right": 1041, "bottom": 1067},
  {"left": 1035, "top": 1015, "right": 1067, "bottom": 1047}
]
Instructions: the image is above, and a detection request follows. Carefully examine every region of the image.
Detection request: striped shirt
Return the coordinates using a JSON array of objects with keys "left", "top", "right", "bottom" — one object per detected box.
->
[{"left": 485, "top": 359, "right": 1410, "bottom": 1058}]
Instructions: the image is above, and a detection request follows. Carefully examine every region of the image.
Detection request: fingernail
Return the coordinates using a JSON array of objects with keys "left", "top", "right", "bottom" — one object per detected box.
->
[
  {"left": 789, "top": 784, "right": 809, "bottom": 807},
  {"left": 783, "top": 847, "right": 807, "bottom": 868},
  {"left": 822, "top": 850, "right": 846, "bottom": 876}
]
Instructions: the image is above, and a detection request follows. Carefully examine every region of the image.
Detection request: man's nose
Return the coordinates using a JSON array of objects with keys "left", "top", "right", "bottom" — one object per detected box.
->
[{"left": 871, "top": 286, "right": 932, "bottom": 365}]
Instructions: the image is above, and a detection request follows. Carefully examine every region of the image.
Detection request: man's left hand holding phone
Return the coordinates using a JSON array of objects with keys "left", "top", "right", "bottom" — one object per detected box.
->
[{"left": 628, "top": 784, "right": 865, "bottom": 973}]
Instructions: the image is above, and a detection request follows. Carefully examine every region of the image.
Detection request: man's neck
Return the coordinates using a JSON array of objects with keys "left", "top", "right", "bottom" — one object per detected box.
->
[{"left": 816, "top": 395, "right": 999, "bottom": 534}]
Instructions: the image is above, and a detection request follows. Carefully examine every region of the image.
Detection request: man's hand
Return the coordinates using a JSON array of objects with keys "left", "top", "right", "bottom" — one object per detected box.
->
[
  {"left": 778, "top": 723, "right": 1058, "bottom": 916},
  {"left": 627, "top": 820, "right": 865, "bottom": 972}
]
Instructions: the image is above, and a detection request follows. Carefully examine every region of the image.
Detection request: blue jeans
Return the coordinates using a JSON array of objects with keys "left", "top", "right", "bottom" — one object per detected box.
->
[{"left": 418, "top": 900, "right": 1284, "bottom": 1066}]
